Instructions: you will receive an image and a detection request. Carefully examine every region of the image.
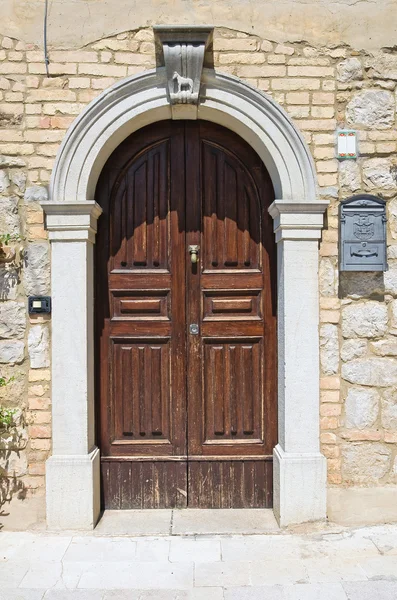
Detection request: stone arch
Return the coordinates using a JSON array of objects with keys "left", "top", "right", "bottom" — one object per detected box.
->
[
  {"left": 43, "top": 67, "right": 328, "bottom": 530},
  {"left": 50, "top": 68, "right": 318, "bottom": 204}
]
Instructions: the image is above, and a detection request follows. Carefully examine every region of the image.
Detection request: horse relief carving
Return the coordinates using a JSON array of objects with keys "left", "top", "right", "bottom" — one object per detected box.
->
[
  {"left": 170, "top": 70, "right": 198, "bottom": 104},
  {"left": 173, "top": 71, "right": 193, "bottom": 94}
]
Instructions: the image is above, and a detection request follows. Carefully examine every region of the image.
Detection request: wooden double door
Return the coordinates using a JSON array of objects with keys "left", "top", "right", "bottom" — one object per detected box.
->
[{"left": 96, "top": 120, "right": 277, "bottom": 509}]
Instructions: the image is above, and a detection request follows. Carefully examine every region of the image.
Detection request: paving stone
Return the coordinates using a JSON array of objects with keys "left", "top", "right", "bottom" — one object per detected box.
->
[
  {"left": 358, "top": 555, "right": 397, "bottom": 579},
  {"left": 63, "top": 536, "right": 136, "bottom": 563},
  {"left": 135, "top": 538, "right": 170, "bottom": 562},
  {"left": 8, "top": 534, "right": 71, "bottom": 562},
  {"left": 303, "top": 557, "right": 366, "bottom": 583},
  {"left": 44, "top": 593, "right": 105, "bottom": 600},
  {"left": 284, "top": 583, "right": 348, "bottom": 599},
  {"left": 194, "top": 561, "right": 251, "bottom": 587},
  {"left": 104, "top": 592, "right": 190, "bottom": 600},
  {"left": 221, "top": 535, "right": 305, "bottom": 562},
  {"left": 78, "top": 561, "right": 194, "bottom": 590},
  {"left": 0, "top": 591, "right": 44, "bottom": 600},
  {"left": 343, "top": 580, "right": 397, "bottom": 600},
  {"left": 20, "top": 563, "right": 63, "bottom": 589},
  {"left": 364, "top": 525, "right": 397, "bottom": 554},
  {"left": 224, "top": 586, "right": 285, "bottom": 599},
  {"left": 189, "top": 589, "right": 224, "bottom": 600},
  {"left": 0, "top": 561, "right": 31, "bottom": 589},
  {"left": 169, "top": 538, "right": 221, "bottom": 562},
  {"left": 250, "top": 559, "right": 308, "bottom": 585}
]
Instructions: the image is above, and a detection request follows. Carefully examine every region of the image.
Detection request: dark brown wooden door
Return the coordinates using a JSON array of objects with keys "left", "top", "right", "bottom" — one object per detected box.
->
[{"left": 96, "top": 120, "right": 277, "bottom": 509}]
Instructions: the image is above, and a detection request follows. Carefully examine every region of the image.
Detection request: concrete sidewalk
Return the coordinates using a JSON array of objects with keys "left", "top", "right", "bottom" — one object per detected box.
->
[{"left": 0, "top": 515, "right": 397, "bottom": 599}]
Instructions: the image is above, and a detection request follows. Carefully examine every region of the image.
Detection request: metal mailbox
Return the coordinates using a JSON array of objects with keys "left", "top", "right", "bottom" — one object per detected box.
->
[{"left": 340, "top": 194, "right": 387, "bottom": 272}]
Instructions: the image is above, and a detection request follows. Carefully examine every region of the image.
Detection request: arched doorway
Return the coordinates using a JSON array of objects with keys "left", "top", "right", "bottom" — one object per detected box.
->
[
  {"left": 95, "top": 120, "right": 277, "bottom": 509},
  {"left": 43, "top": 68, "right": 327, "bottom": 529}
]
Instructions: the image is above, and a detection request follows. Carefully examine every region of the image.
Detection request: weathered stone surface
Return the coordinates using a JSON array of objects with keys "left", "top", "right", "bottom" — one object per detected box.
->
[
  {"left": 0, "top": 169, "right": 10, "bottom": 194},
  {"left": 0, "top": 449, "right": 27, "bottom": 477},
  {"left": 391, "top": 300, "right": 397, "bottom": 334},
  {"left": 24, "top": 185, "right": 48, "bottom": 204},
  {"left": 371, "top": 339, "right": 397, "bottom": 356},
  {"left": 367, "top": 53, "right": 397, "bottom": 81},
  {"left": 28, "top": 325, "right": 50, "bottom": 369},
  {"left": 0, "top": 155, "right": 26, "bottom": 169},
  {"left": 0, "top": 339, "right": 24, "bottom": 363},
  {"left": 342, "top": 443, "right": 391, "bottom": 483},
  {"left": 381, "top": 388, "right": 397, "bottom": 430},
  {"left": 0, "top": 195, "right": 20, "bottom": 235},
  {"left": 342, "top": 358, "right": 397, "bottom": 387},
  {"left": 10, "top": 170, "right": 27, "bottom": 194},
  {"left": 362, "top": 158, "right": 397, "bottom": 190},
  {"left": 320, "top": 324, "right": 339, "bottom": 375},
  {"left": 319, "top": 258, "right": 338, "bottom": 297},
  {"left": 23, "top": 243, "right": 50, "bottom": 296},
  {"left": 339, "top": 160, "right": 361, "bottom": 192},
  {"left": 0, "top": 301, "right": 26, "bottom": 339},
  {"left": 341, "top": 339, "right": 367, "bottom": 362},
  {"left": 346, "top": 90, "right": 395, "bottom": 129},
  {"left": 342, "top": 302, "right": 388, "bottom": 339},
  {"left": 337, "top": 57, "right": 363, "bottom": 83},
  {"left": 389, "top": 198, "right": 397, "bottom": 241},
  {"left": 339, "top": 272, "right": 384, "bottom": 299},
  {"left": 345, "top": 387, "right": 379, "bottom": 429},
  {"left": 384, "top": 267, "right": 397, "bottom": 296}
]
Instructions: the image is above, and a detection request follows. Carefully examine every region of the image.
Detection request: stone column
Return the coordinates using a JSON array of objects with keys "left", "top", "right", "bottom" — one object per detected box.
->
[
  {"left": 269, "top": 200, "right": 329, "bottom": 527},
  {"left": 41, "top": 201, "right": 102, "bottom": 530}
]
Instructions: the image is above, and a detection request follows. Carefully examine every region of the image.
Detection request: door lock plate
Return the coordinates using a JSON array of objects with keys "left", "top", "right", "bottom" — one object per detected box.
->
[{"left": 189, "top": 323, "right": 199, "bottom": 335}]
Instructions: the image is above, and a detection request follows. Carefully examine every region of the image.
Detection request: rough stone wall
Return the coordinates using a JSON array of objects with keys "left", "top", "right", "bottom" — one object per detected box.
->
[{"left": 0, "top": 27, "right": 397, "bottom": 499}]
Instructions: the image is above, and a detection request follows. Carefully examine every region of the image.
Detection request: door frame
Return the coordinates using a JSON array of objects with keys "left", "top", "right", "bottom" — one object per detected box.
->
[{"left": 42, "top": 67, "right": 328, "bottom": 529}]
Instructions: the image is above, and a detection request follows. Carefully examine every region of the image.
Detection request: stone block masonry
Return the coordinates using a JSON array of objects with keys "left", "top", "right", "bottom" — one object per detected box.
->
[{"left": 0, "top": 26, "right": 396, "bottom": 515}]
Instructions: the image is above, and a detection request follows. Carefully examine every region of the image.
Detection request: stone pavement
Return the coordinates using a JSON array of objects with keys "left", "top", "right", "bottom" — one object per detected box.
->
[{"left": 0, "top": 510, "right": 397, "bottom": 599}]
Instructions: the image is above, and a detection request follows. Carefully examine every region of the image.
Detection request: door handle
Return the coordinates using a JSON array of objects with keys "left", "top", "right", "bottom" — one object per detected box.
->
[{"left": 189, "top": 245, "right": 199, "bottom": 264}]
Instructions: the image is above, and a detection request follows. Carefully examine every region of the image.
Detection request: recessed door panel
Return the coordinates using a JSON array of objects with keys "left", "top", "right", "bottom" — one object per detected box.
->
[{"left": 96, "top": 120, "right": 276, "bottom": 509}]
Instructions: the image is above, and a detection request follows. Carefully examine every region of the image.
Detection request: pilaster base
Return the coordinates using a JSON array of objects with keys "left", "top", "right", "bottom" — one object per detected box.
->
[
  {"left": 46, "top": 447, "right": 100, "bottom": 530},
  {"left": 273, "top": 444, "right": 327, "bottom": 527}
]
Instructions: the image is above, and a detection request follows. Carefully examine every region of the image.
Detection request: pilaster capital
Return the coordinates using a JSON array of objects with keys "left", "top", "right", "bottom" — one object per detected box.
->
[
  {"left": 41, "top": 201, "right": 103, "bottom": 243},
  {"left": 269, "top": 200, "right": 329, "bottom": 242}
]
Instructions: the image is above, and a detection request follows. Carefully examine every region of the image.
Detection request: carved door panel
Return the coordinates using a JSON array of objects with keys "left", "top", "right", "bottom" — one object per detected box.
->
[
  {"left": 96, "top": 120, "right": 276, "bottom": 509},
  {"left": 96, "top": 122, "right": 188, "bottom": 508},
  {"left": 186, "top": 122, "right": 277, "bottom": 508}
]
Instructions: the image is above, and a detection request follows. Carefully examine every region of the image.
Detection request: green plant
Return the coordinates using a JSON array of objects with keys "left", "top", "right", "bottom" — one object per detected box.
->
[
  {"left": 0, "top": 407, "right": 16, "bottom": 430},
  {"left": 0, "top": 377, "right": 16, "bottom": 429},
  {"left": 0, "top": 234, "right": 22, "bottom": 246}
]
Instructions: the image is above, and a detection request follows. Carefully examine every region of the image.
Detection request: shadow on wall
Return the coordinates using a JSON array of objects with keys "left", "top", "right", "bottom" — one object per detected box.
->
[{"left": 0, "top": 414, "right": 27, "bottom": 531}]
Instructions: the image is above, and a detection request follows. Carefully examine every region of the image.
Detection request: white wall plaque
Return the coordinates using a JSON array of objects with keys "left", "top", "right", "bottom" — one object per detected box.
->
[{"left": 337, "top": 130, "right": 357, "bottom": 159}]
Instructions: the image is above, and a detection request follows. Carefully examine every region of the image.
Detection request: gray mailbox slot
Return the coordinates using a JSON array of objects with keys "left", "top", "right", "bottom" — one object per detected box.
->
[{"left": 340, "top": 194, "right": 387, "bottom": 272}]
